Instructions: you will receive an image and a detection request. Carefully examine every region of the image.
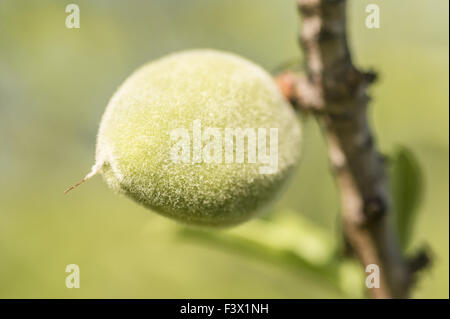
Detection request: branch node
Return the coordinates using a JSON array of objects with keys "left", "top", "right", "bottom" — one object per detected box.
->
[
  {"left": 408, "top": 246, "right": 432, "bottom": 274},
  {"left": 363, "top": 69, "right": 378, "bottom": 84},
  {"left": 362, "top": 196, "right": 387, "bottom": 225}
]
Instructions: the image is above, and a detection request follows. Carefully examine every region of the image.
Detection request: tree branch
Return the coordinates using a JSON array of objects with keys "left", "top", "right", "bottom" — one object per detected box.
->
[{"left": 276, "top": 0, "right": 429, "bottom": 298}]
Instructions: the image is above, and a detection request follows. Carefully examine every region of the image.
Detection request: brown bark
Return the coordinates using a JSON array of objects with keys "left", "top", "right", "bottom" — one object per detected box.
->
[{"left": 276, "top": 0, "right": 428, "bottom": 298}]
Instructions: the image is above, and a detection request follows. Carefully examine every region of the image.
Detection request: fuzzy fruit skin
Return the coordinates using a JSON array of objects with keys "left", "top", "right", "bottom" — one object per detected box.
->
[{"left": 96, "top": 49, "right": 301, "bottom": 226}]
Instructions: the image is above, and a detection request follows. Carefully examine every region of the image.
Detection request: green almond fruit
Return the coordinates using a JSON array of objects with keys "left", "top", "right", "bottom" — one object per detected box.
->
[{"left": 67, "top": 49, "right": 302, "bottom": 226}]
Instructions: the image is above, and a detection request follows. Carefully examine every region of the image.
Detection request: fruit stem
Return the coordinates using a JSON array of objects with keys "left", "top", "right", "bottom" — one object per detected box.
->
[{"left": 64, "top": 162, "right": 102, "bottom": 194}]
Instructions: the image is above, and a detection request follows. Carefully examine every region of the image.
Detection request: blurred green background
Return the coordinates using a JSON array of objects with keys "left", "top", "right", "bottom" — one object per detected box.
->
[{"left": 0, "top": 0, "right": 448, "bottom": 298}]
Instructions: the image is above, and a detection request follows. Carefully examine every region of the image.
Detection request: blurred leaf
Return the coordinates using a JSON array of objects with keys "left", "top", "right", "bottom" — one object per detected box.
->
[
  {"left": 175, "top": 211, "right": 363, "bottom": 297},
  {"left": 337, "top": 260, "right": 365, "bottom": 297},
  {"left": 390, "top": 146, "right": 424, "bottom": 250}
]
